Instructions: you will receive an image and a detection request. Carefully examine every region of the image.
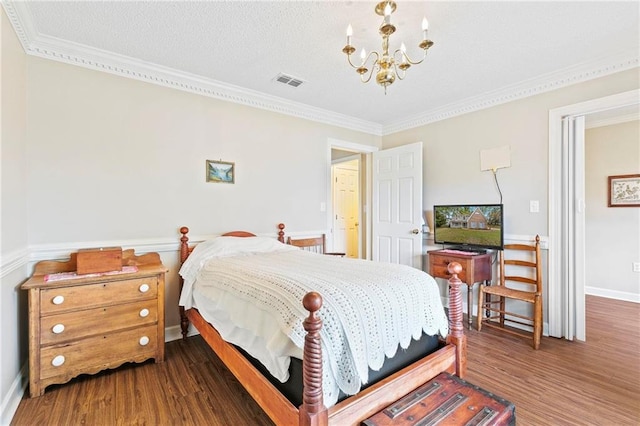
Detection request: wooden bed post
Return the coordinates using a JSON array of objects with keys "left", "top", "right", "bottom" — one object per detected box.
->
[
  {"left": 179, "top": 226, "right": 190, "bottom": 340},
  {"left": 277, "top": 223, "right": 285, "bottom": 243},
  {"left": 299, "top": 292, "right": 328, "bottom": 426},
  {"left": 447, "top": 262, "right": 467, "bottom": 378}
]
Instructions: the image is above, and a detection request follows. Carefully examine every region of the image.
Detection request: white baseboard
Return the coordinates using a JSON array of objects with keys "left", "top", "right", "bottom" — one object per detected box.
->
[
  {"left": 0, "top": 364, "right": 27, "bottom": 426},
  {"left": 164, "top": 324, "right": 200, "bottom": 342},
  {"left": 585, "top": 287, "right": 640, "bottom": 303}
]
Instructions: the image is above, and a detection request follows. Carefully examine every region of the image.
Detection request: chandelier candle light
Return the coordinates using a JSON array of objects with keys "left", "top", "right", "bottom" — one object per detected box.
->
[{"left": 342, "top": 1, "right": 433, "bottom": 94}]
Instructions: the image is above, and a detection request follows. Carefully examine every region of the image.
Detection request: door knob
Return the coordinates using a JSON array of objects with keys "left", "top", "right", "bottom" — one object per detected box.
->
[{"left": 411, "top": 228, "right": 420, "bottom": 234}]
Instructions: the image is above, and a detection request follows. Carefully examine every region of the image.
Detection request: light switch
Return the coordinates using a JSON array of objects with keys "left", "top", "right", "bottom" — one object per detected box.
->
[
  {"left": 530, "top": 200, "right": 539, "bottom": 213},
  {"left": 320, "top": 202, "right": 326, "bottom": 212}
]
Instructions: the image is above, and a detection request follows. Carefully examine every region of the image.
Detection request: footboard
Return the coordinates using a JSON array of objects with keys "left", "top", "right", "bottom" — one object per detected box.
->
[{"left": 299, "top": 262, "right": 466, "bottom": 426}]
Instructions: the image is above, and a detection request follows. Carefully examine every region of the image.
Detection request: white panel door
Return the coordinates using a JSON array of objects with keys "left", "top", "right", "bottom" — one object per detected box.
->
[{"left": 372, "top": 142, "right": 423, "bottom": 268}]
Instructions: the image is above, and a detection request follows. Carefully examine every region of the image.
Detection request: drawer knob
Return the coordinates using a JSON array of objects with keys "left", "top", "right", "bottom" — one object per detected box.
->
[
  {"left": 51, "top": 355, "right": 65, "bottom": 367},
  {"left": 139, "top": 284, "right": 150, "bottom": 293},
  {"left": 139, "top": 308, "right": 150, "bottom": 318},
  {"left": 52, "top": 295, "right": 65, "bottom": 305},
  {"left": 139, "top": 336, "right": 150, "bottom": 346},
  {"left": 52, "top": 324, "right": 65, "bottom": 334}
]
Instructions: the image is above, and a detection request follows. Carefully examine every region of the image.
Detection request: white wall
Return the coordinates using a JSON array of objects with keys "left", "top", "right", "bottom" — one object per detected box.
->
[
  {"left": 0, "top": 8, "right": 28, "bottom": 425},
  {"left": 585, "top": 120, "right": 640, "bottom": 301}
]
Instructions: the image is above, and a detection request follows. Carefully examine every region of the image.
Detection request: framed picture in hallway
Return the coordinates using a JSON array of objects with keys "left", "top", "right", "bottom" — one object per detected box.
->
[
  {"left": 608, "top": 174, "right": 640, "bottom": 207},
  {"left": 206, "top": 160, "right": 235, "bottom": 184}
]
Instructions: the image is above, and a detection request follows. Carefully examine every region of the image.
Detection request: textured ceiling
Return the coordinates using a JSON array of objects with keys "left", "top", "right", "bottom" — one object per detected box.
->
[{"left": 4, "top": 1, "right": 640, "bottom": 134}]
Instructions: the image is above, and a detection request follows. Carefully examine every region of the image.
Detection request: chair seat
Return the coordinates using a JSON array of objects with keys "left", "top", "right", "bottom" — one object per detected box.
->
[{"left": 482, "top": 285, "right": 539, "bottom": 303}]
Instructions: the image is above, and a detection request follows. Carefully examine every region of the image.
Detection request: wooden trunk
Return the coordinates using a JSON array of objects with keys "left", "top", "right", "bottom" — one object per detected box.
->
[{"left": 362, "top": 372, "right": 515, "bottom": 426}]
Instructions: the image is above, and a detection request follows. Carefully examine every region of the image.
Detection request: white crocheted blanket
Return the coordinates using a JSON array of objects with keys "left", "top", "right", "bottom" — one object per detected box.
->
[{"left": 180, "top": 238, "right": 449, "bottom": 407}]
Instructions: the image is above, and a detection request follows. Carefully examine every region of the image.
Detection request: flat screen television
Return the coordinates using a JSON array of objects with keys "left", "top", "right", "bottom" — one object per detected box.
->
[{"left": 433, "top": 204, "right": 504, "bottom": 251}]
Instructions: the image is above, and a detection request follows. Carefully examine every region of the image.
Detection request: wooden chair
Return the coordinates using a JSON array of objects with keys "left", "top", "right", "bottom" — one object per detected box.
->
[
  {"left": 286, "top": 235, "right": 345, "bottom": 256},
  {"left": 477, "top": 235, "right": 543, "bottom": 349}
]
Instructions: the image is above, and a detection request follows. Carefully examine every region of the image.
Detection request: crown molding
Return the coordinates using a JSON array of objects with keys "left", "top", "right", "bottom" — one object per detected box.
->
[
  {"left": 1, "top": 1, "right": 383, "bottom": 136},
  {"left": 383, "top": 51, "right": 640, "bottom": 135},
  {"left": 3, "top": 1, "right": 638, "bottom": 138}
]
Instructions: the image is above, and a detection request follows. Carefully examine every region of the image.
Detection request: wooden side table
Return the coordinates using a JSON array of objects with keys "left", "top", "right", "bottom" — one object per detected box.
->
[{"left": 428, "top": 249, "right": 492, "bottom": 329}]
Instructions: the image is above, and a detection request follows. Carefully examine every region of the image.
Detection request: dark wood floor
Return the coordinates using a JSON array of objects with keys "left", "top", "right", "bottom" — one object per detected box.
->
[{"left": 12, "top": 296, "right": 640, "bottom": 425}]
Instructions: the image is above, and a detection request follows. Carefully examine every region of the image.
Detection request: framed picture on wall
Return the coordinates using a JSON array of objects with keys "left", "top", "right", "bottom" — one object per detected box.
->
[
  {"left": 206, "top": 160, "right": 235, "bottom": 184},
  {"left": 608, "top": 174, "right": 640, "bottom": 207}
]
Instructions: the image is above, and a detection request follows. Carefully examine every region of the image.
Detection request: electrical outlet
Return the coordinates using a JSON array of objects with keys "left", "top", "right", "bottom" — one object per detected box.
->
[
  {"left": 633, "top": 262, "right": 640, "bottom": 273},
  {"left": 529, "top": 200, "right": 539, "bottom": 213}
]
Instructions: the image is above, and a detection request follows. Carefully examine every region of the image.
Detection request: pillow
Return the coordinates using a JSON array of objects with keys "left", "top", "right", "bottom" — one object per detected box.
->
[{"left": 178, "top": 236, "right": 297, "bottom": 308}]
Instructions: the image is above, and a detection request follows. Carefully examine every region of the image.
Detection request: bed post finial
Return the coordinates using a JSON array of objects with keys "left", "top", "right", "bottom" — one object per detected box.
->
[
  {"left": 447, "top": 262, "right": 467, "bottom": 378},
  {"left": 179, "top": 227, "right": 190, "bottom": 340},
  {"left": 299, "top": 292, "right": 328, "bottom": 426},
  {"left": 277, "top": 223, "right": 285, "bottom": 243},
  {"left": 180, "top": 227, "right": 190, "bottom": 263}
]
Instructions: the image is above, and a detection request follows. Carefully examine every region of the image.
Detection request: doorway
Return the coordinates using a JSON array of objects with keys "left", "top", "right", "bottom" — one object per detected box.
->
[
  {"left": 327, "top": 138, "right": 378, "bottom": 259},
  {"left": 332, "top": 157, "right": 360, "bottom": 258},
  {"left": 548, "top": 89, "right": 640, "bottom": 341}
]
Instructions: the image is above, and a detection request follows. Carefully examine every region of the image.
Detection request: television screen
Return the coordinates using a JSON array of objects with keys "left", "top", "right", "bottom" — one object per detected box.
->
[{"left": 433, "top": 204, "right": 504, "bottom": 250}]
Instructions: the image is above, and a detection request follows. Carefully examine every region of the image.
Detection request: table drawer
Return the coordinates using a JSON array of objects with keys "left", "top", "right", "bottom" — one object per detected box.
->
[
  {"left": 429, "top": 262, "right": 468, "bottom": 283},
  {"left": 40, "top": 276, "right": 158, "bottom": 315},
  {"left": 40, "top": 324, "right": 158, "bottom": 380},
  {"left": 40, "top": 300, "right": 158, "bottom": 345}
]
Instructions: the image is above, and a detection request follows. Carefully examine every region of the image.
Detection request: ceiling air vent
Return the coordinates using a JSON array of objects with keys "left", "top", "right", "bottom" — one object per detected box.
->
[{"left": 274, "top": 73, "right": 304, "bottom": 88}]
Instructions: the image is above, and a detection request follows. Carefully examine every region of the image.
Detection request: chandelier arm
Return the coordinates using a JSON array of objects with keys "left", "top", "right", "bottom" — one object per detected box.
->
[
  {"left": 346, "top": 53, "right": 360, "bottom": 70},
  {"left": 346, "top": 50, "right": 379, "bottom": 70},
  {"left": 394, "top": 48, "right": 428, "bottom": 66},
  {"left": 359, "top": 52, "right": 380, "bottom": 83},
  {"left": 394, "top": 62, "right": 406, "bottom": 81}
]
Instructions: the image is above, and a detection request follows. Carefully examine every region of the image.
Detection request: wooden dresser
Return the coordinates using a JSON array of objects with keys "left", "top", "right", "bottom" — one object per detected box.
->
[{"left": 22, "top": 249, "right": 167, "bottom": 397}]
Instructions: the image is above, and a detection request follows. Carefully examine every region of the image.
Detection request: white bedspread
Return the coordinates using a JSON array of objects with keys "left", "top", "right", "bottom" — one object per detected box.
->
[{"left": 179, "top": 237, "right": 449, "bottom": 407}]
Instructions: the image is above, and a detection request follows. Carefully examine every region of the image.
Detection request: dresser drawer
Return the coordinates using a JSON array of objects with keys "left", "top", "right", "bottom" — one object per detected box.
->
[
  {"left": 40, "top": 300, "right": 158, "bottom": 345},
  {"left": 39, "top": 324, "right": 158, "bottom": 381},
  {"left": 40, "top": 276, "right": 158, "bottom": 315}
]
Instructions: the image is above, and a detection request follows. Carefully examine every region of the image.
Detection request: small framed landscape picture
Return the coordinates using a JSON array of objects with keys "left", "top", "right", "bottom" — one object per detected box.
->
[
  {"left": 206, "top": 160, "right": 235, "bottom": 184},
  {"left": 608, "top": 174, "right": 640, "bottom": 207}
]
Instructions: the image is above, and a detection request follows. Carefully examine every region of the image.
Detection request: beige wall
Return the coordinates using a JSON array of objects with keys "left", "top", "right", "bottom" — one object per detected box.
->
[
  {"left": 382, "top": 68, "right": 640, "bottom": 238},
  {"left": 25, "top": 57, "right": 380, "bottom": 245},
  {"left": 383, "top": 68, "right": 640, "bottom": 317},
  {"left": 585, "top": 120, "right": 640, "bottom": 299},
  {"left": 0, "top": 8, "right": 28, "bottom": 424}
]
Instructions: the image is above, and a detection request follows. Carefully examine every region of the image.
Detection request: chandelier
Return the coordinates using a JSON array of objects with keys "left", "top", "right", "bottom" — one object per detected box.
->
[{"left": 342, "top": 1, "right": 433, "bottom": 94}]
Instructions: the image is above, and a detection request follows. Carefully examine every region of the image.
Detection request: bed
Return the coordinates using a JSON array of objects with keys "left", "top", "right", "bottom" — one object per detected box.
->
[{"left": 178, "top": 224, "right": 467, "bottom": 426}]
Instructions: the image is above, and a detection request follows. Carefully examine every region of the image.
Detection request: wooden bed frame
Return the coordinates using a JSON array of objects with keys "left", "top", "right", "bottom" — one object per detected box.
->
[{"left": 178, "top": 224, "right": 467, "bottom": 426}]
